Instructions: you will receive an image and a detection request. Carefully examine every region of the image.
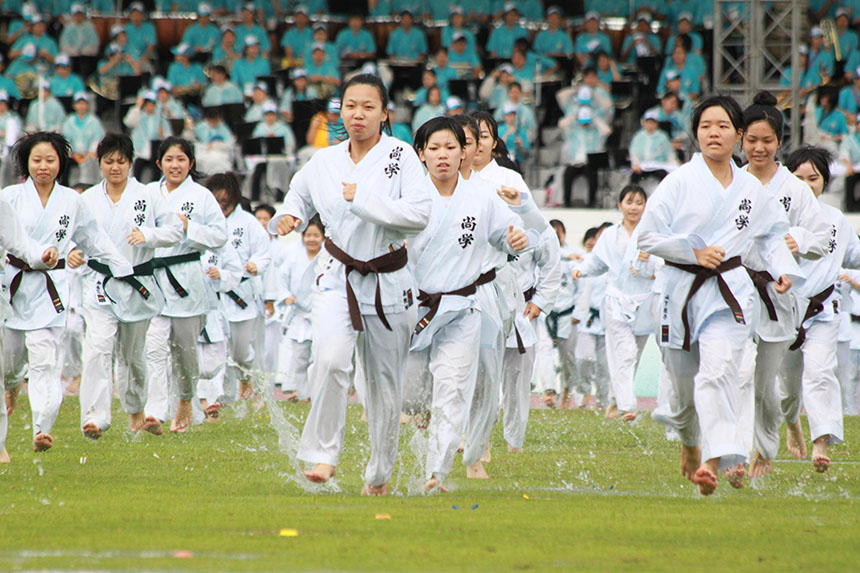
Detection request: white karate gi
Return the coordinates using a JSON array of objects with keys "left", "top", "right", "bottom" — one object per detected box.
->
[
  {"left": 549, "top": 247, "right": 582, "bottom": 395},
  {"left": 834, "top": 277, "right": 857, "bottom": 417},
  {"left": 144, "top": 176, "right": 228, "bottom": 422},
  {"left": 262, "top": 237, "right": 290, "bottom": 386},
  {"left": 1, "top": 179, "right": 133, "bottom": 438},
  {"left": 844, "top": 271, "right": 860, "bottom": 416},
  {"left": 574, "top": 274, "right": 610, "bottom": 405},
  {"left": 60, "top": 266, "right": 84, "bottom": 381},
  {"left": 639, "top": 153, "right": 803, "bottom": 469},
  {"left": 269, "top": 134, "right": 431, "bottom": 487},
  {"left": 780, "top": 201, "right": 860, "bottom": 446},
  {"left": 78, "top": 178, "right": 184, "bottom": 432},
  {"left": 277, "top": 240, "right": 317, "bottom": 400}
]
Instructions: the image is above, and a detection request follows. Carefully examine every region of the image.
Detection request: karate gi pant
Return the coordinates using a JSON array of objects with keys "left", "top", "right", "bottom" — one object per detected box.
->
[
  {"left": 501, "top": 344, "right": 537, "bottom": 449},
  {"left": 557, "top": 333, "right": 578, "bottom": 392},
  {"left": 222, "top": 318, "right": 258, "bottom": 403},
  {"left": 61, "top": 308, "right": 84, "bottom": 380},
  {"left": 144, "top": 314, "right": 205, "bottom": 422},
  {"left": 657, "top": 311, "right": 748, "bottom": 469},
  {"left": 3, "top": 327, "right": 64, "bottom": 437},
  {"left": 283, "top": 339, "right": 311, "bottom": 399},
  {"left": 79, "top": 306, "right": 151, "bottom": 432},
  {"left": 838, "top": 344, "right": 859, "bottom": 416},
  {"left": 780, "top": 320, "right": 844, "bottom": 445},
  {"left": 738, "top": 337, "right": 792, "bottom": 460},
  {"left": 532, "top": 319, "right": 557, "bottom": 394},
  {"left": 297, "top": 288, "right": 416, "bottom": 487},
  {"left": 575, "top": 332, "right": 609, "bottom": 406},
  {"left": 263, "top": 321, "right": 283, "bottom": 383},
  {"left": 603, "top": 306, "right": 648, "bottom": 413},
  {"left": 406, "top": 310, "right": 481, "bottom": 482},
  {"left": 197, "top": 340, "right": 227, "bottom": 404},
  {"left": 0, "top": 325, "right": 7, "bottom": 452},
  {"left": 463, "top": 329, "right": 505, "bottom": 467}
]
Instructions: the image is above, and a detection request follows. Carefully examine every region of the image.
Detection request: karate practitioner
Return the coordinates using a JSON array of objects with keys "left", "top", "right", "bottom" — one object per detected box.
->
[
  {"left": 737, "top": 91, "right": 832, "bottom": 478},
  {"left": 253, "top": 204, "right": 288, "bottom": 388},
  {"left": 638, "top": 95, "right": 803, "bottom": 495},
  {"left": 207, "top": 172, "right": 271, "bottom": 403},
  {"left": 840, "top": 269, "right": 860, "bottom": 416},
  {"left": 573, "top": 185, "right": 657, "bottom": 422},
  {"left": 2, "top": 132, "right": 133, "bottom": 452},
  {"left": 144, "top": 137, "right": 228, "bottom": 433},
  {"left": 574, "top": 227, "right": 611, "bottom": 410},
  {"left": 269, "top": 74, "right": 432, "bottom": 492},
  {"left": 402, "top": 116, "right": 535, "bottom": 492},
  {"left": 77, "top": 133, "right": 184, "bottom": 438},
  {"left": 780, "top": 147, "right": 860, "bottom": 473}
]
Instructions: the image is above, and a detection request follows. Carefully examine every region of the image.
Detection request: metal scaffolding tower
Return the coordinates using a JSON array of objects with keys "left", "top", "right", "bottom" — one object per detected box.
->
[{"left": 712, "top": 0, "right": 806, "bottom": 148}]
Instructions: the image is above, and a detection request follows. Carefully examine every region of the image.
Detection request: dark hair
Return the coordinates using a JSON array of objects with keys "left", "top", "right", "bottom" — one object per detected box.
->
[
  {"left": 204, "top": 107, "right": 222, "bottom": 120},
  {"left": 452, "top": 114, "right": 479, "bottom": 140},
  {"left": 509, "top": 81, "right": 522, "bottom": 91},
  {"left": 14, "top": 131, "right": 71, "bottom": 179},
  {"left": 785, "top": 146, "right": 833, "bottom": 188},
  {"left": 583, "top": 66, "right": 598, "bottom": 76},
  {"left": 513, "top": 38, "right": 530, "bottom": 50},
  {"left": 742, "top": 91, "right": 784, "bottom": 142},
  {"left": 599, "top": 221, "right": 613, "bottom": 230},
  {"left": 427, "top": 85, "right": 442, "bottom": 101},
  {"left": 691, "top": 94, "right": 744, "bottom": 133},
  {"left": 254, "top": 203, "right": 276, "bottom": 217},
  {"left": 619, "top": 184, "right": 647, "bottom": 203},
  {"left": 157, "top": 136, "right": 203, "bottom": 180},
  {"left": 97, "top": 132, "right": 134, "bottom": 163},
  {"left": 817, "top": 85, "right": 839, "bottom": 112},
  {"left": 436, "top": 46, "right": 449, "bottom": 54},
  {"left": 549, "top": 219, "right": 566, "bottom": 233},
  {"left": 413, "top": 116, "right": 466, "bottom": 155},
  {"left": 210, "top": 64, "right": 227, "bottom": 76},
  {"left": 472, "top": 111, "right": 519, "bottom": 171},
  {"left": 673, "top": 33, "right": 692, "bottom": 53},
  {"left": 205, "top": 172, "right": 242, "bottom": 210},
  {"left": 341, "top": 73, "right": 391, "bottom": 135},
  {"left": 584, "top": 227, "right": 599, "bottom": 242},
  {"left": 661, "top": 90, "right": 680, "bottom": 104},
  {"left": 423, "top": 68, "right": 437, "bottom": 77},
  {"left": 304, "top": 214, "right": 325, "bottom": 235}
]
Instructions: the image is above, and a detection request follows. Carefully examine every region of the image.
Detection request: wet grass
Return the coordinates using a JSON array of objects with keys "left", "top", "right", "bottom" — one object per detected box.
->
[{"left": 1, "top": 397, "right": 859, "bottom": 571}]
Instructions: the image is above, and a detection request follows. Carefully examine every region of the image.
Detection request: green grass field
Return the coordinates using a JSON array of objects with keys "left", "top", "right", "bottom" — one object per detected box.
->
[{"left": 1, "top": 394, "right": 859, "bottom": 571}]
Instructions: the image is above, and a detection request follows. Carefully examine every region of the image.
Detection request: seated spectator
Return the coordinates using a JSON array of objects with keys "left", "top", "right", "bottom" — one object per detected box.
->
[
  {"left": 839, "top": 113, "right": 860, "bottom": 211},
  {"left": 665, "top": 0, "right": 704, "bottom": 28},
  {"left": 212, "top": 26, "right": 241, "bottom": 72},
  {"left": 559, "top": 106, "right": 609, "bottom": 207},
  {"left": 514, "top": 37, "right": 558, "bottom": 79},
  {"left": 814, "top": 87, "right": 848, "bottom": 153},
  {"left": 232, "top": 37, "right": 272, "bottom": 94},
  {"left": 153, "top": 78, "right": 187, "bottom": 121},
  {"left": 445, "top": 95, "right": 464, "bottom": 116},
  {"left": 838, "top": 67, "right": 860, "bottom": 121},
  {"left": 336, "top": 13, "right": 377, "bottom": 61},
  {"left": 806, "top": 26, "right": 835, "bottom": 86},
  {"left": 302, "top": 23, "right": 338, "bottom": 64},
  {"left": 59, "top": 3, "right": 100, "bottom": 57},
  {"left": 281, "top": 5, "right": 313, "bottom": 65},
  {"left": 594, "top": 50, "right": 621, "bottom": 92},
  {"left": 509, "top": 48, "right": 535, "bottom": 93},
  {"left": 448, "top": 34, "right": 482, "bottom": 79},
  {"left": 534, "top": 6, "right": 573, "bottom": 62},
  {"left": 0, "top": 56, "right": 21, "bottom": 101},
  {"left": 167, "top": 44, "right": 207, "bottom": 97},
  {"left": 3, "top": 11, "right": 31, "bottom": 48},
  {"left": 123, "top": 91, "right": 169, "bottom": 180},
  {"left": 836, "top": 8, "right": 859, "bottom": 74},
  {"left": 464, "top": 0, "right": 493, "bottom": 24},
  {"left": 647, "top": 91, "right": 689, "bottom": 146},
  {"left": 412, "top": 85, "right": 445, "bottom": 131},
  {"left": 388, "top": 101, "right": 413, "bottom": 144},
  {"left": 431, "top": 47, "right": 459, "bottom": 89},
  {"left": 629, "top": 108, "right": 676, "bottom": 182},
  {"left": 252, "top": 100, "right": 297, "bottom": 154},
  {"left": 369, "top": 0, "right": 394, "bottom": 17},
  {"left": 620, "top": 10, "right": 661, "bottom": 64},
  {"left": 498, "top": 103, "right": 529, "bottom": 165},
  {"left": 493, "top": 82, "right": 536, "bottom": 143},
  {"left": 125, "top": 2, "right": 157, "bottom": 63},
  {"left": 97, "top": 27, "right": 141, "bottom": 78},
  {"left": 486, "top": 3, "right": 528, "bottom": 59},
  {"left": 386, "top": 9, "right": 428, "bottom": 61},
  {"left": 479, "top": 63, "right": 514, "bottom": 110},
  {"left": 235, "top": 3, "right": 271, "bottom": 57},
  {"left": 62, "top": 91, "right": 104, "bottom": 183},
  {"left": 301, "top": 98, "right": 344, "bottom": 164},
  {"left": 181, "top": 3, "right": 220, "bottom": 57},
  {"left": 9, "top": 15, "right": 57, "bottom": 67},
  {"left": 49, "top": 55, "right": 85, "bottom": 98},
  {"left": 657, "top": 43, "right": 701, "bottom": 102},
  {"left": 414, "top": 69, "right": 449, "bottom": 106},
  {"left": 780, "top": 45, "right": 820, "bottom": 103},
  {"left": 245, "top": 82, "right": 274, "bottom": 122},
  {"left": 201, "top": 64, "right": 244, "bottom": 107},
  {"left": 194, "top": 107, "right": 235, "bottom": 173},
  {"left": 25, "top": 80, "right": 65, "bottom": 132},
  {"left": 6, "top": 43, "right": 38, "bottom": 84},
  {"left": 511, "top": 0, "right": 543, "bottom": 20},
  {"left": 305, "top": 42, "right": 342, "bottom": 97},
  {"left": 440, "top": 8, "right": 478, "bottom": 53},
  {"left": 665, "top": 12, "right": 703, "bottom": 55},
  {"left": 575, "top": 11, "right": 611, "bottom": 67},
  {"left": 279, "top": 68, "right": 320, "bottom": 123}
]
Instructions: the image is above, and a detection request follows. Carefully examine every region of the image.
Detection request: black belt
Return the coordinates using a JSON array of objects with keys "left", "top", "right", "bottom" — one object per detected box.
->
[
  {"left": 513, "top": 286, "right": 539, "bottom": 354},
  {"left": 225, "top": 276, "right": 250, "bottom": 310},
  {"left": 88, "top": 259, "right": 153, "bottom": 302},
  {"left": 324, "top": 238, "right": 408, "bottom": 332},
  {"left": 152, "top": 252, "right": 202, "bottom": 298},
  {"left": 745, "top": 267, "right": 777, "bottom": 321},
  {"left": 666, "top": 256, "right": 745, "bottom": 351},
  {"left": 546, "top": 304, "right": 575, "bottom": 339},
  {"left": 586, "top": 307, "right": 600, "bottom": 328},
  {"left": 7, "top": 254, "right": 66, "bottom": 313},
  {"left": 790, "top": 284, "right": 835, "bottom": 351},
  {"left": 851, "top": 314, "right": 860, "bottom": 323}
]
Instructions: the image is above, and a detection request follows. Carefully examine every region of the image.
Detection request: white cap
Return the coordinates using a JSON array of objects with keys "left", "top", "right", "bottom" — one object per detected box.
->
[
  {"left": 678, "top": 11, "right": 692, "bottom": 22},
  {"left": 242, "top": 2, "right": 255, "bottom": 12},
  {"left": 129, "top": 1, "right": 144, "bottom": 12},
  {"left": 199, "top": 3, "right": 211, "bottom": 15},
  {"left": 643, "top": 109, "right": 659, "bottom": 122},
  {"left": 577, "top": 107, "right": 593, "bottom": 124},
  {"left": 810, "top": 26, "right": 824, "bottom": 38},
  {"left": 446, "top": 95, "right": 463, "bottom": 110},
  {"left": 111, "top": 24, "right": 124, "bottom": 37},
  {"left": 836, "top": 7, "right": 850, "bottom": 19},
  {"left": 73, "top": 91, "right": 89, "bottom": 103},
  {"left": 244, "top": 35, "right": 260, "bottom": 46},
  {"left": 452, "top": 32, "right": 466, "bottom": 42},
  {"left": 854, "top": 66, "right": 860, "bottom": 79},
  {"left": 361, "top": 61, "right": 378, "bottom": 75},
  {"left": 262, "top": 101, "right": 278, "bottom": 114},
  {"left": 635, "top": 10, "right": 651, "bottom": 23},
  {"left": 254, "top": 81, "right": 268, "bottom": 93},
  {"left": 0, "top": 90, "right": 9, "bottom": 102},
  {"left": 577, "top": 85, "right": 593, "bottom": 103},
  {"left": 153, "top": 77, "right": 172, "bottom": 91},
  {"left": 291, "top": 67, "right": 307, "bottom": 79},
  {"left": 547, "top": 6, "right": 562, "bottom": 17},
  {"left": 31, "top": 14, "right": 43, "bottom": 24},
  {"left": 71, "top": 3, "right": 84, "bottom": 14},
  {"left": 294, "top": 4, "right": 309, "bottom": 15},
  {"left": 143, "top": 90, "right": 157, "bottom": 102},
  {"left": 498, "top": 63, "right": 514, "bottom": 75},
  {"left": 313, "top": 22, "right": 327, "bottom": 32},
  {"left": 503, "top": 2, "right": 517, "bottom": 14},
  {"left": 798, "top": 43, "right": 809, "bottom": 55},
  {"left": 327, "top": 98, "right": 341, "bottom": 113},
  {"left": 502, "top": 102, "right": 517, "bottom": 115},
  {"left": 450, "top": 6, "right": 463, "bottom": 15},
  {"left": 55, "top": 54, "right": 71, "bottom": 66},
  {"left": 665, "top": 70, "right": 680, "bottom": 82},
  {"left": 311, "top": 41, "right": 325, "bottom": 52},
  {"left": 585, "top": 10, "right": 600, "bottom": 22},
  {"left": 172, "top": 43, "right": 191, "bottom": 56}
]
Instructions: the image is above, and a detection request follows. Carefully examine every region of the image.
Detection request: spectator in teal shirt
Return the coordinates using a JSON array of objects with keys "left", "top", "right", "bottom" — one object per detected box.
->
[
  {"left": 59, "top": 3, "right": 100, "bottom": 56},
  {"left": 486, "top": 4, "right": 528, "bottom": 59},
  {"left": 181, "top": 4, "right": 221, "bottom": 56},
  {"left": 620, "top": 11, "right": 662, "bottom": 64},
  {"left": 167, "top": 44, "right": 208, "bottom": 96},
  {"left": 414, "top": 69, "right": 449, "bottom": 106},
  {"left": 306, "top": 43, "right": 341, "bottom": 95},
  {"left": 49, "top": 55, "right": 85, "bottom": 97},
  {"left": 448, "top": 34, "right": 482, "bottom": 78},
  {"left": 302, "top": 24, "right": 338, "bottom": 65},
  {"left": 440, "top": 8, "right": 478, "bottom": 54},
  {"left": 806, "top": 26, "right": 835, "bottom": 87},
  {"left": 9, "top": 16, "right": 58, "bottom": 67},
  {"left": 279, "top": 68, "right": 319, "bottom": 122},
  {"left": 202, "top": 65, "right": 245, "bottom": 107},
  {"left": 535, "top": 7, "right": 574, "bottom": 60},
  {"left": 6, "top": 44, "right": 38, "bottom": 84},
  {"left": 431, "top": 47, "right": 459, "bottom": 89},
  {"left": 369, "top": 0, "right": 393, "bottom": 17},
  {"left": 336, "top": 14, "right": 377, "bottom": 60},
  {"left": 665, "top": 12, "right": 703, "bottom": 55},
  {"left": 213, "top": 26, "right": 242, "bottom": 72},
  {"left": 575, "top": 11, "right": 612, "bottom": 67},
  {"left": 835, "top": 9, "right": 859, "bottom": 67},
  {"left": 125, "top": 3, "right": 157, "bottom": 62},
  {"left": 281, "top": 6, "right": 313, "bottom": 63},
  {"left": 817, "top": 88, "right": 848, "bottom": 144},
  {"left": 232, "top": 36, "right": 272, "bottom": 93},
  {"left": 839, "top": 67, "right": 860, "bottom": 118},
  {"left": 657, "top": 43, "right": 701, "bottom": 101},
  {"left": 235, "top": 2, "right": 271, "bottom": 57},
  {"left": 412, "top": 85, "right": 445, "bottom": 131},
  {"left": 0, "top": 56, "right": 22, "bottom": 100},
  {"left": 386, "top": 10, "right": 428, "bottom": 61},
  {"left": 97, "top": 33, "right": 141, "bottom": 78},
  {"left": 498, "top": 103, "right": 529, "bottom": 164},
  {"left": 62, "top": 92, "right": 105, "bottom": 181}
]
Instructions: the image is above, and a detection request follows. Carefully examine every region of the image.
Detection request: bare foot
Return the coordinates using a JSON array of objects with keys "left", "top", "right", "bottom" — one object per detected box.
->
[
  {"left": 605, "top": 404, "right": 619, "bottom": 419},
  {"left": 466, "top": 460, "right": 489, "bottom": 479},
  {"left": 481, "top": 443, "right": 491, "bottom": 463},
  {"left": 282, "top": 391, "right": 298, "bottom": 402},
  {"left": 457, "top": 440, "right": 465, "bottom": 453},
  {"left": 542, "top": 392, "right": 557, "bottom": 408},
  {"left": 724, "top": 463, "right": 745, "bottom": 489},
  {"left": 171, "top": 399, "right": 192, "bottom": 433},
  {"left": 425, "top": 477, "right": 448, "bottom": 493},
  {"left": 360, "top": 409, "right": 367, "bottom": 422},
  {"left": 304, "top": 463, "right": 336, "bottom": 483},
  {"left": 361, "top": 482, "right": 388, "bottom": 496},
  {"left": 0, "top": 447, "right": 9, "bottom": 463},
  {"left": 812, "top": 436, "right": 831, "bottom": 473},
  {"left": 82, "top": 422, "right": 103, "bottom": 440},
  {"left": 559, "top": 388, "right": 570, "bottom": 409},
  {"left": 413, "top": 411, "right": 430, "bottom": 430},
  {"left": 507, "top": 443, "right": 523, "bottom": 453},
  {"left": 130, "top": 411, "right": 146, "bottom": 432},
  {"left": 786, "top": 420, "right": 808, "bottom": 459},
  {"left": 620, "top": 411, "right": 637, "bottom": 422},
  {"left": 692, "top": 465, "right": 718, "bottom": 496},
  {"left": 33, "top": 432, "right": 53, "bottom": 452},
  {"left": 204, "top": 402, "right": 221, "bottom": 422},
  {"left": 748, "top": 450, "right": 771, "bottom": 478},
  {"left": 239, "top": 379, "right": 253, "bottom": 400},
  {"left": 65, "top": 375, "right": 81, "bottom": 395},
  {"left": 141, "top": 416, "right": 163, "bottom": 435},
  {"left": 680, "top": 444, "right": 701, "bottom": 482},
  {"left": 399, "top": 413, "right": 410, "bottom": 424},
  {"left": 5, "top": 386, "right": 20, "bottom": 415}
]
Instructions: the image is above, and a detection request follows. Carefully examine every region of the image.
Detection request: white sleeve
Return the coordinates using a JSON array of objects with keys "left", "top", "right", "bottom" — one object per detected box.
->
[
  {"left": 185, "top": 191, "right": 228, "bottom": 251},
  {"left": 71, "top": 198, "right": 134, "bottom": 277},
  {"left": 269, "top": 164, "right": 317, "bottom": 234}
]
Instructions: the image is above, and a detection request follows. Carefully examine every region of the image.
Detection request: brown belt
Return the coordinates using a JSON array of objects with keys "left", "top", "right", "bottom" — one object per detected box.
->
[
  {"left": 745, "top": 267, "right": 777, "bottom": 321},
  {"left": 790, "top": 284, "right": 835, "bottom": 351},
  {"left": 413, "top": 269, "right": 497, "bottom": 336},
  {"left": 665, "top": 256, "right": 745, "bottom": 351},
  {"left": 7, "top": 254, "right": 67, "bottom": 313},
  {"left": 324, "top": 238, "right": 408, "bottom": 332}
]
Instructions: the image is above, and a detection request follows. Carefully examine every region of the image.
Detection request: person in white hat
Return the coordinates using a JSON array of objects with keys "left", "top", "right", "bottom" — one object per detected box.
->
[
  {"left": 441, "top": 7, "right": 477, "bottom": 53},
  {"left": 278, "top": 68, "right": 319, "bottom": 123},
  {"left": 167, "top": 44, "right": 207, "bottom": 96},
  {"left": 201, "top": 64, "right": 244, "bottom": 108},
  {"left": 125, "top": 2, "right": 156, "bottom": 62},
  {"left": 193, "top": 107, "right": 236, "bottom": 174},
  {"left": 62, "top": 91, "right": 105, "bottom": 183},
  {"left": 122, "top": 91, "right": 169, "bottom": 175},
  {"left": 559, "top": 106, "right": 608, "bottom": 207},
  {"left": 232, "top": 36, "right": 272, "bottom": 93},
  {"left": 212, "top": 26, "right": 241, "bottom": 71},
  {"left": 835, "top": 8, "right": 859, "bottom": 65},
  {"left": 243, "top": 81, "right": 272, "bottom": 123},
  {"left": 629, "top": 108, "right": 676, "bottom": 180},
  {"left": 302, "top": 22, "right": 337, "bottom": 64},
  {"left": 59, "top": 3, "right": 99, "bottom": 57},
  {"left": 280, "top": 6, "right": 313, "bottom": 63},
  {"left": 8, "top": 15, "right": 57, "bottom": 67},
  {"left": 620, "top": 10, "right": 661, "bottom": 64},
  {"left": 486, "top": 3, "right": 528, "bottom": 59},
  {"left": 575, "top": 11, "right": 611, "bottom": 67},
  {"left": 807, "top": 26, "right": 836, "bottom": 86},
  {"left": 445, "top": 95, "right": 464, "bottom": 115},
  {"left": 0, "top": 90, "right": 21, "bottom": 162},
  {"left": 48, "top": 55, "right": 86, "bottom": 98},
  {"left": 180, "top": 3, "right": 220, "bottom": 55},
  {"left": 252, "top": 100, "right": 297, "bottom": 155},
  {"left": 448, "top": 34, "right": 483, "bottom": 79},
  {"left": 235, "top": 2, "right": 271, "bottom": 57},
  {"left": 24, "top": 80, "right": 65, "bottom": 133},
  {"left": 665, "top": 12, "right": 703, "bottom": 55},
  {"left": 492, "top": 81, "right": 537, "bottom": 144},
  {"left": 305, "top": 43, "right": 341, "bottom": 97},
  {"left": 97, "top": 30, "right": 142, "bottom": 79}
]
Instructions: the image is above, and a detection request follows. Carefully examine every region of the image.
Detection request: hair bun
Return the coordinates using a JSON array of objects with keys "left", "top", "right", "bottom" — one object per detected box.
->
[{"left": 753, "top": 91, "right": 777, "bottom": 107}]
